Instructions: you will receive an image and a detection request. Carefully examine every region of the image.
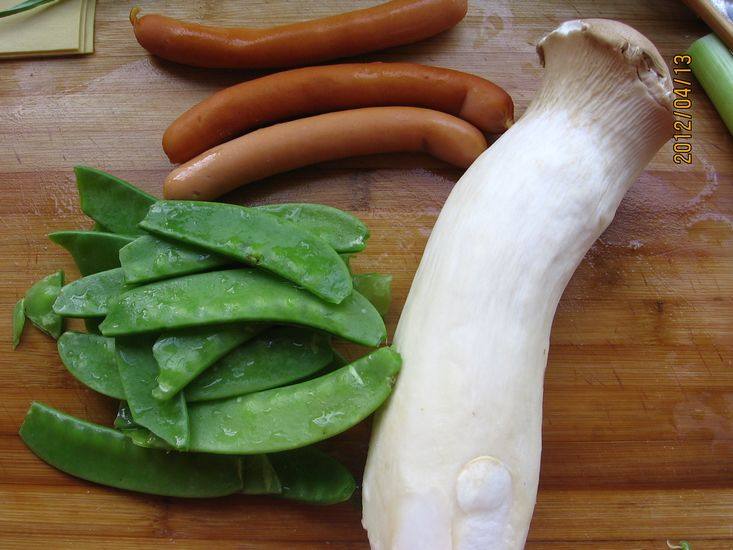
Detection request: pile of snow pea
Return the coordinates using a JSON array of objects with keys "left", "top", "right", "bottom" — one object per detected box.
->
[{"left": 14, "top": 166, "right": 399, "bottom": 502}]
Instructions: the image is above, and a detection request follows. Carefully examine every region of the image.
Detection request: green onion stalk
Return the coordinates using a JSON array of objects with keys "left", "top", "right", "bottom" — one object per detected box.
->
[{"left": 689, "top": 33, "right": 733, "bottom": 135}]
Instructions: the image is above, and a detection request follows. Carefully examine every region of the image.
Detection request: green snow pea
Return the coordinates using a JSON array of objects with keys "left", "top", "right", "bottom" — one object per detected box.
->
[
  {"left": 120, "top": 236, "right": 357, "bottom": 286},
  {"left": 153, "top": 323, "right": 266, "bottom": 401},
  {"left": 57, "top": 332, "right": 124, "bottom": 400},
  {"left": 120, "top": 203, "right": 365, "bottom": 285},
  {"left": 121, "top": 204, "right": 366, "bottom": 285},
  {"left": 115, "top": 337, "right": 189, "bottom": 450},
  {"left": 20, "top": 402, "right": 242, "bottom": 497},
  {"left": 139, "top": 201, "right": 351, "bottom": 303},
  {"left": 49, "top": 231, "right": 133, "bottom": 276},
  {"left": 256, "top": 203, "right": 368, "bottom": 253},
  {"left": 100, "top": 269, "right": 385, "bottom": 347},
  {"left": 25, "top": 271, "right": 64, "bottom": 339},
  {"left": 53, "top": 268, "right": 129, "bottom": 318},
  {"left": 120, "top": 235, "right": 229, "bottom": 284},
  {"left": 185, "top": 327, "right": 334, "bottom": 403},
  {"left": 187, "top": 347, "right": 401, "bottom": 454},
  {"left": 269, "top": 447, "right": 355, "bottom": 504},
  {"left": 12, "top": 298, "right": 25, "bottom": 348},
  {"left": 114, "top": 402, "right": 172, "bottom": 450},
  {"left": 75, "top": 166, "right": 155, "bottom": 236},
  {"left": 353, "top": 273, "right": 392, "bottom": 317},
  {"left": 241, "top": 455, "right": 282, "bottom": 495}
]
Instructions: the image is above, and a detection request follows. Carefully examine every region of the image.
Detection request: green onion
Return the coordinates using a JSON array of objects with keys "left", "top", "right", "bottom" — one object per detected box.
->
[
  {"left": 0, "top": 0, "right": 60, "bottom": 19},
  {"left": 689, "top": 33, "right": 733, "bottom": 135}
]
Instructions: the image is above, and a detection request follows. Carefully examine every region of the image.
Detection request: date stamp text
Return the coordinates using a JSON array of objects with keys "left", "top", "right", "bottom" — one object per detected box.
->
[{"left": 671, "top": 55, "right": 693, "bottom": 165}]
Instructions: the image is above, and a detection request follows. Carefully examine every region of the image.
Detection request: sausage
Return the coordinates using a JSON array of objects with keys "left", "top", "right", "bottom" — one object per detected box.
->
[
  {"left": 163, "top": 107, "right": 488, "bottom": 201},
  {"left": 163, "top": 62, "right": 513, "bottom": 164},
  {"left": 130, "top": 0, "right": 468, "bottom": 69}
]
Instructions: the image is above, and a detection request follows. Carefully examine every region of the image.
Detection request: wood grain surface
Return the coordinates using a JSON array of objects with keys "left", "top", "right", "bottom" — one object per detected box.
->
[{"left": 1, "top": 1, "right": 731, "bottom": 548}]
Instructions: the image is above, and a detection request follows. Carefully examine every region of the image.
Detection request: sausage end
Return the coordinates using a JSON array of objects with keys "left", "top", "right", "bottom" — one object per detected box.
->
[
  {"left": 460, "top": 86, "right": 515, "bottom": 134},
  {"left": 129, "top": 6, "right": 141, "bottom": 27}
]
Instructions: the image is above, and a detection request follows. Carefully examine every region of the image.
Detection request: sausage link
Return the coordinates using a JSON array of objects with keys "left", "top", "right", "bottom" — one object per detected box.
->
[
  {"left": 164, "top": 62, "right": 513, "bottom": 163},
  {"left": 131, "top": 0, "right": 467, "bottom": 69},
  {"left": 163, "top": 107, "right": 488, "bottom": 200}
]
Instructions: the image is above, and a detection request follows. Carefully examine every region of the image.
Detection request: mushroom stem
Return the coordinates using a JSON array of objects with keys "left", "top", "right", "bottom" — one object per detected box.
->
[{"left": 362, "top": 19, "right": 673, "bottom": 550}]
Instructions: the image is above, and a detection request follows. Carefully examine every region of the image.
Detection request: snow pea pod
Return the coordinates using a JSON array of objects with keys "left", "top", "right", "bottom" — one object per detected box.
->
[
  {"left": 49, "top": 231, "right": 133, "bottom": 276},
  {"left": 120, "top": 235, "right": 228, "bottom": 284},
  {"left": 153, "top": 323, "right": 266, "bottom": 401},
  {"left": 122, "top": 204, "right": 365, "bottom": 285},
  {"left": 139, "top": 201, "right": 351, "bottom": 303},
  {"left": 185, "top": 326, "right": 333, "bottom": 402},
  {"left": 121, "top": 236, "right": 357, "bottom": 286},
  {"left": 353, "top": 273, "right": 392, "bottom": 317},
  {"left": 12, "top": 298, "right": 25, "bottom": 349},
  {"left": 269, "top": 447, "right": 355, "bottom": 504},
  {"left": 257, "top": 203, "right": 368, "bottom": 253},
  {"left": 57, "top": 332, "right": 124, "bottom": 399},
  {"left": 100, "top": 269, "right": 386, "bottom": 347},
  {"left": 187, "top": 347, "right": 401, "bottom": 454},
  {"left": 115, "top": 337, "right": 189, "bottom": 450},
  {"left": 53, "top": 268, "right": 129, "bottom": 318},
  {"left": 75, "top": 166, "right": 155, "bottom": 236},
  {"left": 20, "top": 402, "right": 242, "bottom": 497},
  {"left": 25, "top": 271, "right": 64, "bottom": 339}
]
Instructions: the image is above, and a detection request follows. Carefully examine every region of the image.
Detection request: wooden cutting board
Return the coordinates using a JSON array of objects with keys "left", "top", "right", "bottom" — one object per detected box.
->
[{"left": 1, "top": 1, "right": 731, "bottom": 548}]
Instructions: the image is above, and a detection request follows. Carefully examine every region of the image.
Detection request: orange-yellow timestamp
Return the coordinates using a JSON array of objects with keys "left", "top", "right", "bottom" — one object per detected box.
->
[{"left": 671, "top": 54, "right": 693, "bottom": 165}]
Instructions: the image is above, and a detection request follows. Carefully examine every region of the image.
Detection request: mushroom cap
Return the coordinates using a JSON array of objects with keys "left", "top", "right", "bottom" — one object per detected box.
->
[{"left": 537, "top": 19, "right": 673, "bottom": 111}]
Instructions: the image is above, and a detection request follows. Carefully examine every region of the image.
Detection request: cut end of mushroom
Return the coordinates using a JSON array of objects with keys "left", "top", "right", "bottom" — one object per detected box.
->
[{"left": 537, "top": 18, "right": 674, "bottom": 111}]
